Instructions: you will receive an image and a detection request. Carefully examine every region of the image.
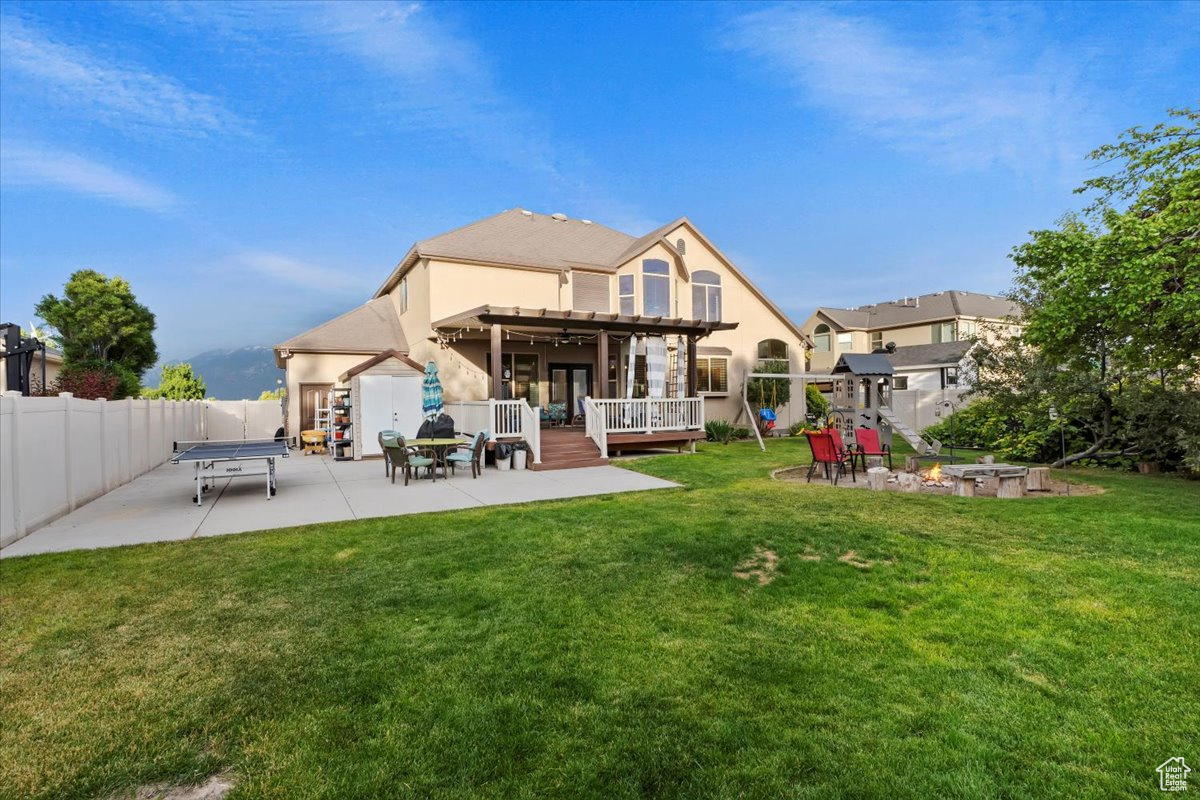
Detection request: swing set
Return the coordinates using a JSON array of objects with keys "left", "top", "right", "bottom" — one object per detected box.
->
[{"left": 741, "top": 371, "right": 832, "bottom": 452}]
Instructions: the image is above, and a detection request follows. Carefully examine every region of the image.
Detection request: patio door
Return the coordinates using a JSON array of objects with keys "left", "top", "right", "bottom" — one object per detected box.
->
[{"left": 549, "top": 363, "right": 592, "bottom": 423}]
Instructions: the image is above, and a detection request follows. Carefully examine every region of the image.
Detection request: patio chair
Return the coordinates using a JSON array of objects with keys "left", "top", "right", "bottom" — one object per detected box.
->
[
  {"left": 378, "top": 430, "right": 399, "bottom": 476},
  {"left": 571, "top": 397, "right": 586, "bottom": 426},
  {"left": 446, "top": 430, "right": 487, "bottom": 478},
  {"left": 803, "top": 430, "right": 857, "bottom": 485},
  {"left": 548, "top": 402, "right": 567, "bottom": 427},
  {"left": 383, "top": 435, "right": 437, "bottom": 485},
  {"left": 854, "top": 426, "right": 892, "bottom": 470}
]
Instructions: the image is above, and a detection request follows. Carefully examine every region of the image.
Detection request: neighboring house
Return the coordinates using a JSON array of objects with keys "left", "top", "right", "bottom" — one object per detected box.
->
[
  {"left": 274, "top": 208, "right": 808, "bottom": 466},
  {"left": 800, "top": 290, "right": 1020, "bottom": 374}
]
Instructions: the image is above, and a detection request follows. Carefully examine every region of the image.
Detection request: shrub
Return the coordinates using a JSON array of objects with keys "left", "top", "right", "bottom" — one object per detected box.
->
[
  {"left": 805, "top": 384, "right": 830, "bottom": 422},
  {"left": 730, "top": 426, "right": 752, "bottom": 441},
  {"left": 705, "top": 419, "right": 734, "bottom": 444},
  {"left": 51, "top": 365, "right": 120, "bottom": 400}
]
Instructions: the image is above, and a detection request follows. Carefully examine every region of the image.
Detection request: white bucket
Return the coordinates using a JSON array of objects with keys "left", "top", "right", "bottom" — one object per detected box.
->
[
  {"left": 513, "top": 449, "right": 528, "bottom": 470},
  {"left": 496, "top": 455, "right": 511, "bottom": 471}
]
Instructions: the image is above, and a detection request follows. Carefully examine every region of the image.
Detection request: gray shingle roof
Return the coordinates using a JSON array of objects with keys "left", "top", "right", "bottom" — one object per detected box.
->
[
  {"left": 832, "top": 353, "right": 894, "bottom": 375},
  {"left": 276, "top": 296, "right": 405, "bottom": 354},
  {"left": 416, "top": 209, "right": 638, "bottom": 272},
  {"left": 817, "top": 291, "right": 1019, "bottom": 330},
  {"left": 887, "top": 341, "right": 972, "bottom": 368}
]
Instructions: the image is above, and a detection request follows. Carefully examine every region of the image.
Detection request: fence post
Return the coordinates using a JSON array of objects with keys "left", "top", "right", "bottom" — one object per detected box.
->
[
  {"left": 125, "top": 398, "right": 134, "bottom": 485},
  {"left": 6, "top": 392, "right": 25, "bottom": 540},
  {"left": 60, "top": 392, "right": 77, "bottom": 512},
  {"left": 98, "top": 397, "right": 109, "bottom": 492}
]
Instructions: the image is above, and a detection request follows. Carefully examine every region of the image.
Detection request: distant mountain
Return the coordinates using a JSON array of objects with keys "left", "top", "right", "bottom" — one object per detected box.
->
[{"left": 168, "top": 346, "right": 284, "bottom": 400}]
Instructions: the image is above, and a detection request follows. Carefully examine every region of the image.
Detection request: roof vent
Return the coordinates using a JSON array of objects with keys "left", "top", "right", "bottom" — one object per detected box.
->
[
  {"left": 581, "top": 219, "right": 593, "bottom": 225},
  {"left": 520, "top": 209, "right": 533, "bottom": 217},
  {"left": 551, "top": 213, "right": 568, "bottom": 221}
]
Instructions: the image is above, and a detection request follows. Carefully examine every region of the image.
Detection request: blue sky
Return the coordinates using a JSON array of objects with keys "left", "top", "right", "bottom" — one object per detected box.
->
[{"left": 2, "top": 1, "right": 1197, "bottom": 361}]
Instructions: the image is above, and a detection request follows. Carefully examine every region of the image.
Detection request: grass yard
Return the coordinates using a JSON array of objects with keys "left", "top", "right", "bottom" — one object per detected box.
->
[{"left": 2, "top": 442, "right": 1198, "bottom": 799}]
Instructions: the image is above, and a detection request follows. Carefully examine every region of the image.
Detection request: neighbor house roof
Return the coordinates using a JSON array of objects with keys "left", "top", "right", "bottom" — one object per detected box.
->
[
  {"left": 814, "top": 291, "right": 1019, "bottom": 331},
  {"left": 887, "top": 341, "right": 973, "bottom": 369},
  {"left": 274, "top": 296, "right": 405, "bottom": 367}
]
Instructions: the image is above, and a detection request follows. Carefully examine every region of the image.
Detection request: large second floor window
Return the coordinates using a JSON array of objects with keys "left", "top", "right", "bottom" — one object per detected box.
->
[
  {"left": 837, "top": 332, "right": 853, "bottom": 350},
  {"left": 691, "top": 270, "right": 721, "bottom": 322},
  {"left": 643, "top": 259, "right": 670, "bottom": 316},
  {"left": 932, "top": 321, "right": 955, "bottom": 343},
  {"left": 618, "top": 274, "right": 635, "bottom": 315},
  {"left": 814, "top": 324, "right": 832, "bottom": 352}
]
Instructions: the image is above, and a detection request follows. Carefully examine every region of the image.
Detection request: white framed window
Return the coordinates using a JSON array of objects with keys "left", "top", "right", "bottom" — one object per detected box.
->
[
  {"left": 958, "top": 320, "right": 978, "bottom": 339},
  {"left": 691, "top": 270, "right": 722, "bottom": 322},
  {"left": 399, "top": 276, "right": 409, "bottom": 314},
  {"left": 696, "top": 357, "right": 728, "bottom": 393},
  {"left": 870, "top": 331, "right": 883, "bottom": 350},
  {"left": 642, "top": 259, "right": 670, "bottom": 316},
  {"left": 814, "top": 324, "right": 832, "bottom": 352},
  {"left": 893, "top": 376, "right": 908, "bottom": 390},
  {"left": 932, "top": 321, "right": 955, "bottom": 343},
  {"left": 836, "top": 332, "right": 853, "bottom": 350},
  {"left": 618, "top": 274, "right": 635, "bottom": 315},
  {"left": 941, "top": 366, "right": 959, "bottom": 388}
]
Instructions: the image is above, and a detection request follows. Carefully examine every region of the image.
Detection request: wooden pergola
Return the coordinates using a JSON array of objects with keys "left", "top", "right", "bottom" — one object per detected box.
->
[{"left": 431, "top": 305, "right": 738, "bottom": 400}]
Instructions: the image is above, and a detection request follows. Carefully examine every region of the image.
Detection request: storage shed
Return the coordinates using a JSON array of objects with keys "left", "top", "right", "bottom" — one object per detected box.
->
[{"left": 338, "top": 350, "right": 427, "bottom": 460}]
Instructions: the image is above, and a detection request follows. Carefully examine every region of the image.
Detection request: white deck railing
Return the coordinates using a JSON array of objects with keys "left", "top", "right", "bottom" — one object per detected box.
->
[
  {"left": 444, "top": 399, "right": 541, "bottom": 465},
  {"left": 583, "top": 397, "right": 704, "bottom": 454}
]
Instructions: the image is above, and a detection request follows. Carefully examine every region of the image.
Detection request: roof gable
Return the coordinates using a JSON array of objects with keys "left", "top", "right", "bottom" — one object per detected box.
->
[
  {"left": 275, "top": 297, "right": 406, "bottom": 363},
  {"left": 339, "top": 349, "right": 424, "bottom": 382}
]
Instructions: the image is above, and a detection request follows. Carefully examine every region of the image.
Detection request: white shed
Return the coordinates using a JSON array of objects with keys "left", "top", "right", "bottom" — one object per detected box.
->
[{"left": 339, "top": 350, "right": 427, "bottom": 459}]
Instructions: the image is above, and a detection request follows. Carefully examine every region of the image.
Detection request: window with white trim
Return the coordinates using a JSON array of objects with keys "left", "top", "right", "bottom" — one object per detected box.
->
[
  {"left": 836, "top": 332, "right": 853, "bottom": 350},
  {"left": 893, "top": 376, "right": 908, "bottom": 390},
  {"left": 618, "top": 274, "right": 635, "bottom": 315},
  {"left": 642, "top": 259, "right": 670, "bottom": 316},
  {"left": 941, "top": 366, "right": 959, "bottom": 388},
  {"left": 932, "top": 321, "right": 955, "bottom": 343},
  {"left": 691, "top": 270, "right": 721, "bottom": 322},
  {"left": 814, "top": 324, "right": 832, "bottom": 352},
  {"left": 696, "top": 357, "right": 728, "bottom": 393},
  {"left": 870, "top": 331, "right": 883, "bottom": 350}
]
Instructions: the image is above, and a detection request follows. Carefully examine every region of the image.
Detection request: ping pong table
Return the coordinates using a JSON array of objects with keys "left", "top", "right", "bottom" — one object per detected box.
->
[{"left": 171, "top": 439, "right": 289, "bottom": 506}]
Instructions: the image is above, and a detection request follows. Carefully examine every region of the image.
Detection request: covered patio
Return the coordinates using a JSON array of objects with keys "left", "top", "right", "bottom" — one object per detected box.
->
[{"left": 431, "top": 306, "right": 737, "bottom": 462}]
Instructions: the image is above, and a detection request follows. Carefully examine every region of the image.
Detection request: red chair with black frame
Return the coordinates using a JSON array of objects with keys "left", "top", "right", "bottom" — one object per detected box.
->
[
  {"left": 854, "top": 426, "right": 892, "bottom": 470},
  {"left": 803, "top": 430, "right": 857, "bottom": 485}
]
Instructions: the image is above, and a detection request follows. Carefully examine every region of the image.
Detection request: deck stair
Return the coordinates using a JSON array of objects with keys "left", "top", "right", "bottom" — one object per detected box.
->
[
  {"left": 532, "top": 428, "right": 608, "bottom": 471},
  {"left": 877, "top": 405, "right": 941, "bottom": 455}
]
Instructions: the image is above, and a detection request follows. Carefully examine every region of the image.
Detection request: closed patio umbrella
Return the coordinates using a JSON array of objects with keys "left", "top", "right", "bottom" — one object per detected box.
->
[{"left": 422, "top": 361, "right": 444, "bottom": 419}]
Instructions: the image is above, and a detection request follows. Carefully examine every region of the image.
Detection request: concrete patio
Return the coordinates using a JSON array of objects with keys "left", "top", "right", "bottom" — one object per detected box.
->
[{"left": 0, "top": 454, "right": 678, "bottom": 558}]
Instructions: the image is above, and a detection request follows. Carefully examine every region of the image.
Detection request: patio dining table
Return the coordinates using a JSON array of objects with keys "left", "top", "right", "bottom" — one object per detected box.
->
[{"left": 407, "top": 437, "right": 467, "bottom": 478}]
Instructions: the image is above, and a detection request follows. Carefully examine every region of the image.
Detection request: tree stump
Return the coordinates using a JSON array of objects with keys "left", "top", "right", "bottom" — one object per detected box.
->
[
  {"left": 952, "top": 476, "right": 976, "bottom": 497},
  {"left": 897, "top": 473, "right": 921, "bottom": 493},
  {"left": 867, "top": 467, "right": 890, "bottom": 491},
  {"left": 997, "top": 475, "right": 1026, "bottom": 498},
  {"left": 905, "top": 455, "right": 921, "bottom": 473},
  {"left": 976, "top": 454, "right": 995, "bottom": 465},
  {"left": 1027, "top": 467, "right": 1051, "bottom": 492},
  {"left": 866, "top": 455, "right": 884, "bottom": 470}
]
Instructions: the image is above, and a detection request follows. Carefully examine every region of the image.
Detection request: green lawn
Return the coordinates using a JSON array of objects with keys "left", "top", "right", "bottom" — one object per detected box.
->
[{"left": 2, "top": 442, "right": 1198, "bottom": 799}]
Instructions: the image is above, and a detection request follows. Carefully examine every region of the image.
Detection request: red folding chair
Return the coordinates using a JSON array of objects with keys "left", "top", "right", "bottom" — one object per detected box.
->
[
  {"left": 854, "top": 426, "right": 892, "bottom": 470},
  {"left": 803, "top": 430, "right": 857, "bottom": 485}
]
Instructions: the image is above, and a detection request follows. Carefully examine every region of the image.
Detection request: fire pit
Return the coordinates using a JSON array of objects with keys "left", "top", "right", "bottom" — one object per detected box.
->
[{"left": 774, "top": 462, "right": 1102, "bottom": 498}]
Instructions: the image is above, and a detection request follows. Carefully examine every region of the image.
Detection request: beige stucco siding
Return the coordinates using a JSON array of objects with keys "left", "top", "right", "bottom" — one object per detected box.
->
[
  {"left": 427, "top": 259, "right": 566, "bottom": 322},
  {"left": 283, "top": 352, "right": 376, "bottom": 435}
]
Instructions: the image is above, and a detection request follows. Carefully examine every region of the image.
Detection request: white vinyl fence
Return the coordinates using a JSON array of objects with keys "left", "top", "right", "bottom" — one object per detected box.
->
[
  {"left": 0, "top": 393, "right": 283, "bottom": 548},
  {"left": 888, "top": 388, "right": 968, "bottom": 433}
]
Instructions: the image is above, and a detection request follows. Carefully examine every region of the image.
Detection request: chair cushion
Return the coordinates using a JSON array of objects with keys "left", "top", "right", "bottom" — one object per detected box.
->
[
  {"left": 446, "top": 452, "right": 473, "bottom": 462},
  {"left": 409, "top": 456, "right": 434, "bottom": 466}
]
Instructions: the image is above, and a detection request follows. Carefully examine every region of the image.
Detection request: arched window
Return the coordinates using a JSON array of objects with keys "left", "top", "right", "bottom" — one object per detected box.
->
[
  {"left": 642, "top": 259, "right": 671, "bottom": 316},
  {"left": 691, "top": 269, "right": 721, "bottom": 322},
  {"left": 757, "top": 339, "right": 788, "bottom": 361},
  {"left": 814, "top": 324, "right": 832, "bottom": 353}
]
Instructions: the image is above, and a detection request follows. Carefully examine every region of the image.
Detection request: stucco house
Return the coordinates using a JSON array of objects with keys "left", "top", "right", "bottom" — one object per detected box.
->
[
  {"left": 800, "top": 290, "right": 1020, "bottom": 374},
  {"left": 274, "top": 208, "right": 808, "bottom": 468}
]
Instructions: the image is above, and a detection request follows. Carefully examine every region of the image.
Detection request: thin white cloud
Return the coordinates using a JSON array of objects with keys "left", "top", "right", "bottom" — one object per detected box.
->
[
  {"left": 725, "top": 5, "right": 1095, "bottom": 174},
  {"left": 0, "top": 142, "right": 180, "bottom": 212},
  {"left": 0, "top": 13, "right": 243, "bottom": 136},
  {"left": 232, "top": 251, "right": 372, "bottom": 294}
]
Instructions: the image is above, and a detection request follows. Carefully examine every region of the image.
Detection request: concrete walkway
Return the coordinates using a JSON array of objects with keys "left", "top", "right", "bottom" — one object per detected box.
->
[{"left": 1, "top": 455, "right": 678, "bottom": 558}]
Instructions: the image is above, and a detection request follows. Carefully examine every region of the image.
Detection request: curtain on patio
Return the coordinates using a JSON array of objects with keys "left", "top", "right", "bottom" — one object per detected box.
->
[
  {"left": 675, "top": 336, "right": 686, "bottom": 398},
  {"left": 625, "top": 335, "right": 638, "bottom": 399},
  {"left": 645, "top": 336, "right": 667, "bottom": 399}
]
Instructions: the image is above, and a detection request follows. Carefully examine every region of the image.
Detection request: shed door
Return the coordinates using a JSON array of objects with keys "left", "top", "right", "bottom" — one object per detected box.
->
[
  {"left": 358, "top": 376, "right": 394, "bottom": 457},
  {"left": 390, "top": 376, "right": 425, "bottom": 438}
]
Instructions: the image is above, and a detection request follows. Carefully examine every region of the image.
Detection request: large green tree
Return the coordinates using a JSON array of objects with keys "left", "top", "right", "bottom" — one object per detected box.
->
[
  {"left": 143, "top": 363, "right": 206, "bottom": 400},
  {"left": 975, "top": 108, "right": 1200, "bottom": 469},
  {"left": 35, "top": 270, "right": 158, "bottom": 399}
]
